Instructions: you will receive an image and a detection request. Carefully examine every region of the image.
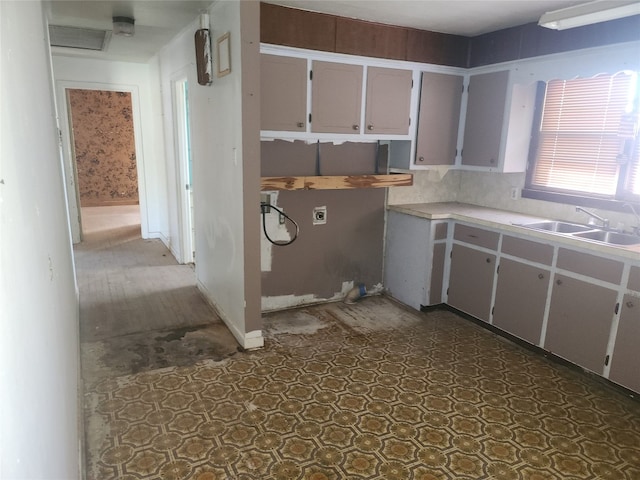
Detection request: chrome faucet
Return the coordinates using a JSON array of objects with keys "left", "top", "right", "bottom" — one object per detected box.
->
[
  {"left": 623, "top": 203, "right": 640, "bottom": 235},
  {"left": 576, "top": 206, "right": 609, "bottom": 229}
]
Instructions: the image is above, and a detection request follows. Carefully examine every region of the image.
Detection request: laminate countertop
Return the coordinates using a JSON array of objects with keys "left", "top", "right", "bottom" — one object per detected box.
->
[{"left": 388, "top": 202, "right": 640, "bottom": 261}]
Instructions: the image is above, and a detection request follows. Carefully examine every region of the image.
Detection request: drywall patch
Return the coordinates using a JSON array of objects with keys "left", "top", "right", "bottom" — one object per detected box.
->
[
  {"left": 260, "top": 192, "right": 294, "bottom": 272},
  {"left": 262, "top": 281, "right": 356, "bottom": 312}
]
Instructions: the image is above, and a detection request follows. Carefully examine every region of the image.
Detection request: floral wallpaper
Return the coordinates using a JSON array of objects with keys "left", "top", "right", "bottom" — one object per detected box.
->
[{"left": 68, "top": 89, "right": 138, "bottom": 206}]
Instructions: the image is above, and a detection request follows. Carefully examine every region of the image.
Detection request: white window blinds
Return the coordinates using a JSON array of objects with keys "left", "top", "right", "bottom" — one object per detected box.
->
[{"left": 531, "top": 72, "right": 639, "bottom": 198}]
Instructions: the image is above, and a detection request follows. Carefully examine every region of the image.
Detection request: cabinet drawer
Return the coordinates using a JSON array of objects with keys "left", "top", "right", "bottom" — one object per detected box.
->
[
  {"left": 556, "top": 248, "right": 624, "bottom": 284},
  {"left": 434, "top": 222, "right": 448, "bottom": 241},
  {"left": 501, "top": 235, "right": 554, "bottom": 265},
  {"left": 453, "top": 224, "right": 499, "bottom": 250},
  {"left": 628, "top": 265, "right": 640, "bottom": 292}
]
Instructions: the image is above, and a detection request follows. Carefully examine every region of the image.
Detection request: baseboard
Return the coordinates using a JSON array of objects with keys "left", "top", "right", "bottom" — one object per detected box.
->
[
  {"left": 440, "top": 304, "right": 639, "bottom": 402},
  {"left": 146, "top": 231, "right": 170, "bottom": 250},
  {"left": 196, "top": 280, "right": 264, "bottom": 350}
]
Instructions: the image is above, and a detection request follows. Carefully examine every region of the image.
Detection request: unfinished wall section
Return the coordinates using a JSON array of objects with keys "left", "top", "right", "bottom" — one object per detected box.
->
[{"left": 260, "top": 141, "right": 386, "bottom": 310}]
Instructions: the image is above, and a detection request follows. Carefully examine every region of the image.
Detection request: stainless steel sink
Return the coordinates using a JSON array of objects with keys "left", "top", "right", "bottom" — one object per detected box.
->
[
  {"left": 517, "top": 221, "right": 593, "bottom": 234},
  {"left": 571, "top": 230, "right": 640, "bottom": 246}
]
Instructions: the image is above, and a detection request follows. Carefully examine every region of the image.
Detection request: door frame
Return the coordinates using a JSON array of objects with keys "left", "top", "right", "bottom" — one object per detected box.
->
[
  {"left": 171, "top": 74, "right": 194, "bottom": 264},
  {"left": 56, "top": 80, "right": 149, "bottom": 243}
]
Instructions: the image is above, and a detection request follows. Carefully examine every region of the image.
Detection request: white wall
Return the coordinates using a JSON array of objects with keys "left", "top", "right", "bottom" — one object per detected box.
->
[
  {"left": 157, "top": 1, "right": 262, "bottom": 348},
  {"left": 51, "top": 55, "right": 169, "bottom": 246},
  {"left": 156, "top": 17, "right": 199, "bottom": 264},
  {"left": 0, "top": 1, "right": 80, "bottom": 478}
]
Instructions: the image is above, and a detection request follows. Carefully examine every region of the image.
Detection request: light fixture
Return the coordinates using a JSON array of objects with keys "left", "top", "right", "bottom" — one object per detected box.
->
[
  {"left": 538, "top": 0, "right": 640, "bottom": 30},
  {"left": 113, "top": 16, "right": 135, "bottom": 37}
]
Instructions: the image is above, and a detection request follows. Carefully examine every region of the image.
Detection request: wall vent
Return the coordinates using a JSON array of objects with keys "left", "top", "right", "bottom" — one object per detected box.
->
[{"left": 49, "top": 25, "right": 111, "bottom": 51}]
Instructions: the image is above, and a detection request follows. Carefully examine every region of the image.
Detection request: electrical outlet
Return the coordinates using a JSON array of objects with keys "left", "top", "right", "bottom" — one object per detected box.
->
[
  {"left": 510, "top": 187, "right": 519, "bottom": 200},
  {"left": 261, "top": 193, "right": 271, "bottom": 213},
  {"left": 313, "top": 206, "right": 327, "bottom": 225}
]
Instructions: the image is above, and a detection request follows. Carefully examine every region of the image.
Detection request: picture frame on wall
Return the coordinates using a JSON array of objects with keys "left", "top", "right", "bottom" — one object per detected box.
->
[{"left": 217, "top": 32, "right": 231, "bottom": 77}]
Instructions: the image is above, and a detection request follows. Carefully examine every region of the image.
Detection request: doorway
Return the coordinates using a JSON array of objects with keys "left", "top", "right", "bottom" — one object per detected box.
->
[
  {"left": 174, "top": 77, "right": 195, "bottom": 264},
  {"left": 66, "top": 88, "right": 141, "bottom": 238}
]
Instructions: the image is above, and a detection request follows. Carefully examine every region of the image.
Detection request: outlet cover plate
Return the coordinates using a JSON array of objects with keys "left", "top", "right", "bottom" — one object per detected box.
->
[{"left": 313, "top": 206, "right": 327, "bottom": 225}]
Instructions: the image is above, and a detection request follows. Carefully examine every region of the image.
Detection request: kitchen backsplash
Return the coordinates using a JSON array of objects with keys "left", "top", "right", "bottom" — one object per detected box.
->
[{"left": 389, "top": 169, "right": 640, "bottom": 233}]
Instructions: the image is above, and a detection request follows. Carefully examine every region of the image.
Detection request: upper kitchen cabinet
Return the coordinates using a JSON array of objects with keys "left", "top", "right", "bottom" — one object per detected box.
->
[
  {"left": 415, "top": 71, "right": 463, "bottom": 165},
  {"left": 261, "top": 54, "right": 308, "bottom": 132},
  {"left": 364, "top": 67, "right": 413, "bottom": 135},
  {"left": 461, "top": 70, "right": 508, "bottom": 168},
  {"left": 311, "top": 61, "right": 363, "bottom": 134},
  {"left": 461, "top": 70, "right": 537, "bottom": 172}
]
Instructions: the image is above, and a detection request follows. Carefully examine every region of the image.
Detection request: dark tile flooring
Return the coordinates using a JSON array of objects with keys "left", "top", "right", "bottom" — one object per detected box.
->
[
  {"left": 84, "top": 297, "right": 640, "bottom": 479},
  {"left": 79, "top": 206, "right": 640, "bottom": 480}
]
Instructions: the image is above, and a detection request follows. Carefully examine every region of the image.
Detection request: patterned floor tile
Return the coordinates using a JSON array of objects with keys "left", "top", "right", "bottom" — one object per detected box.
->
[{"left": 84, "top": 296, "right": 640, "bottom": 479}]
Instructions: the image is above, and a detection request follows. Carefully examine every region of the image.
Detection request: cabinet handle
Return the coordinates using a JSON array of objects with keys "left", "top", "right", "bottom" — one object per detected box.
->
[
  {"left": 538, "top": 273, "right": 544, "bottom": 279},
  {"left": 367, "top": 124, "right": 374, "bottom": 130},
  {"left": 418, "top": 156, "right": 425, "bottom": 163},
  {"left": 297, "top": 122, "right": 304, "bottom": 128},
  {"left": 627, "top": 301, "right": 635, "bottom": 308},
  {"left": 486, "top": 258, "right": 491, "bottom": 263},
  {"left": 556, "top": 279, "right": 563, "bottom": 286},
  {"left": 352, "top": 124, "right": 359, "bottom": 131}
]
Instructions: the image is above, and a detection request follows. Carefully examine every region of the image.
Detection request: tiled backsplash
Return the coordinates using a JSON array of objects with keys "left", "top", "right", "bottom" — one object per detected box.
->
[{"left": 389, "top": 170, "right": 639, "bottom": 232}]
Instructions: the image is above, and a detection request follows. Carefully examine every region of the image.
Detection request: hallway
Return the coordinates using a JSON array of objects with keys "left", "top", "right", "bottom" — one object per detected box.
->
[
  {"left": 76, "top": 206, "right": 240, "bottom": 380},
  {"left": 77, "top": 211, "right": 640, "bottom": 480}
]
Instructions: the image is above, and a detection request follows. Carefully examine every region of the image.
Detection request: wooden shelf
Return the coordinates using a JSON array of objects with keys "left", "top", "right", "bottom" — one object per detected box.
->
[{"left": 260, "top": 174, "right": 413, "bottom": 191}]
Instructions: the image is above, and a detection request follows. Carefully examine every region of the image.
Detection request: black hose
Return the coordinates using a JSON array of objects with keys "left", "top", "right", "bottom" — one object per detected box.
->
[{"left": 260, "top": 202, "right": 299, "bottom": 246}]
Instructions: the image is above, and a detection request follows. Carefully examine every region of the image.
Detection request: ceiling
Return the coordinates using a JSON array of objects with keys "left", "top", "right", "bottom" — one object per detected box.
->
[
  {"left": 46, "top": 0, "right": 213, "bottom": 62},
  {"left": 46, "top": 0, "right": 592, "bottom": 62}
]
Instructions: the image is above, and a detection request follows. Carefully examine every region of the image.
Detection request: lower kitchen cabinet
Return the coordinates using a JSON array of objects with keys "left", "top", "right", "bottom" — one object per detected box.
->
[
  {"left": 609, "top": 294, "right": 640, "bottom": 392},
  {"left": 448, "top": 243, "right": 496, "bottom": 322},
  {"left": 492, "top": 258, "right": 549, "bottom": 345},
  {"left": 383, "top": 211, "right": 430, "bottom": 310},
  {"left": 429, "top": 243, "right": 446, "bottom": 304},
  {"left": 544, "top": 274, "right": 618, "bottom": 374}
]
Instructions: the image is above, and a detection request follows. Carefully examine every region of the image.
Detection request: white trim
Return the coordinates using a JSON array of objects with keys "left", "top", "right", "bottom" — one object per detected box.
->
[
  {"left": 197, "top": 280, "right": 264, "bottom": 350},
  {"left": 170, "top": 70, "right": 195, "bottom": 264},
  {"left": 260, "top": 42, "right": 467, "bottom": 74},
  {"left": 147, "top": 231, "right": 170, "bottom": 250},
  {"left": 55, "top": 80, "right": 150, "bottom": 242}
]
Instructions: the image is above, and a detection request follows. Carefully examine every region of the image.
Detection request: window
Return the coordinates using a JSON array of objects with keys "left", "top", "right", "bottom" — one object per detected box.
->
[{"left": 525, "top": 71, "right": 640, "bottom": 206}]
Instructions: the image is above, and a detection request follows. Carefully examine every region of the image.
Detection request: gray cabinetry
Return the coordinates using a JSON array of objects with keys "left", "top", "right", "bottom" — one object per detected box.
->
[
  {"left": 447, "top": 223, "right": 500, "bottom": 322},
  {"left": 545, "top": 274, "right": 618, "bottom": 374},
  {"left": 493, "top": 235, "right": 553, "bottom": 344},
  {"left": 311, "top": 61, "right": 363, "bottom": 133},
  {"left": 448, "top": 243, "right": 496, "bottom": 322},
  {"left": 493, "top": 259, "right": 550, "bottom": 345},
  {"left": 261, "top": 54, "right": 308, "bottom": 131},
  {"left": 448, "top": 224, "right": 499, "bottom": 322},
  {"left": 461, "top": 70, "right": 509, "bottom": 167},
  {"left": 609, "top": 294, "right": 640, "bottom": 392},
  {"left": 364, "top": 67, "right": 413, "bottom": 135},
  {"left": 429, "top": 222, "right": 448, "bottom": 305},
  {"left": 415, "top": 72, "right": 463, "bottom": 165}
]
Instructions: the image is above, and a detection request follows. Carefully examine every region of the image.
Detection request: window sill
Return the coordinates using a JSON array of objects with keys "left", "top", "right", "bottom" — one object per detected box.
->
[{"left": 522, "top": 188, "right": 639, "bottom": 212}]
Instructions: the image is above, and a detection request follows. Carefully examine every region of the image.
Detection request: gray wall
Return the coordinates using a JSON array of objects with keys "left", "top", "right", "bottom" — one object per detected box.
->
[{"left": 261, "top": 141, "right": 386, "bottom": 308}]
